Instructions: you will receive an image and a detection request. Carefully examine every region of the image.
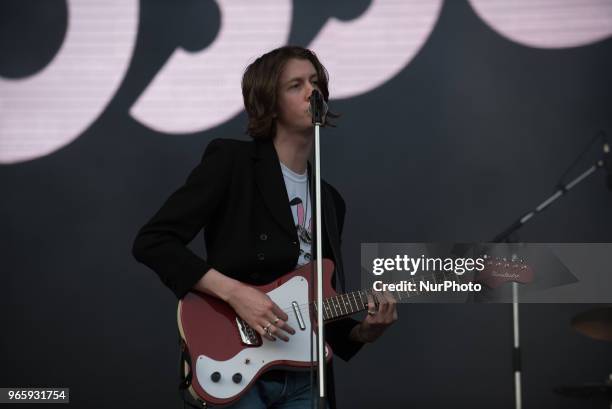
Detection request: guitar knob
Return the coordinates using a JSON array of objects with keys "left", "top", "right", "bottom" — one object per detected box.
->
[
  {"left": 210, "top": 372, "right": 221, "bottom": 383},
  {"left": 232, "top": 373, "right": 242, "bottom": 384}
]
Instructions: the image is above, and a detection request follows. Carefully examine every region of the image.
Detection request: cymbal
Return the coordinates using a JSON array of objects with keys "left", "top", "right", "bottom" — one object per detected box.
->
[{"left": 571, "top": 307, "right": 612, "bottom": 342}]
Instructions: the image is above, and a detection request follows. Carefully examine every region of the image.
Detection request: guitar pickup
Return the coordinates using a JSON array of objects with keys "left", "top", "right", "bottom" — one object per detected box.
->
[
  {"left": 292, "top": 301, "right": 306, "bottom": 331},
  {"left": 236, "top": 317, "right": 261, "bottom": 346}
]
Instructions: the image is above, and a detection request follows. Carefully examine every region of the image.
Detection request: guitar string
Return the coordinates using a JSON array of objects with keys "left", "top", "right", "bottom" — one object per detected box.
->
[
  {"left": 264, "top": 270, "right": 473, "bottom": 317},
  {"left": 242, "top": 277, "right": 468, "bottom": 334},
  {"left": 271, "top": 257, "right": 520, "bottom": 314},
  {"left": 244, "top": 284, "right": 435, "bottom": 332},
  {"left": 273, "top": 270, "right": 470, "bottom": 314},
  {"left": 242, "top": 259, "right": 521, "bottom": 330}
]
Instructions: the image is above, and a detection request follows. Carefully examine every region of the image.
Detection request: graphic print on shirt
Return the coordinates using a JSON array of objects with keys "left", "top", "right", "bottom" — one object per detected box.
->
[
  {"left": 281, "top": 162, "right": 311, "bottom": 267},
  {"left": 290, "top": 197, "right": 312, "bottom": 266}
]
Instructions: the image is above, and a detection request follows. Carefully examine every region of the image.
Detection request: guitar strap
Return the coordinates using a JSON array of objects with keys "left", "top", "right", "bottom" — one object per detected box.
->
[
  {"left": 178, "top": 336, "right": 192, "bottom": 389},
  {"left": 178, "top": 333, "right": 204, "bottom": 408}
]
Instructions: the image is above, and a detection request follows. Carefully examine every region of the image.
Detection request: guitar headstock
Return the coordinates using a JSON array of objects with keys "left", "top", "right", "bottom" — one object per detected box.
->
[{"left": 475, "top": 254, "right": 534, "bottom": 289}]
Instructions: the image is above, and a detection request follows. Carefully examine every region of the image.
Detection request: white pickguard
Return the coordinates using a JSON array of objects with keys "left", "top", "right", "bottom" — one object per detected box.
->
[{"left": 195, "top": 276, "right": 327, "bottom": 400}]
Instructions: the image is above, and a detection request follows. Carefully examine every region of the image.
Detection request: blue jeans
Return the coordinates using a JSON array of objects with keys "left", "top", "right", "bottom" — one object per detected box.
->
[{"left": 212, "top": 370, "right": 327, "bottom": 409}]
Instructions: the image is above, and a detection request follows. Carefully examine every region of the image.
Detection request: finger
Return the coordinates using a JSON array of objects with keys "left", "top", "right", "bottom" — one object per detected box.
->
[
  {"left": 381, "top": 292, "right": 398, "bottom": 323},
  {"left": 383, "top": 291, "right": 397, "bottom": 318},
  {"left": 373, "top": 292, "right": 397, "bottom": 325},
  {"left": 259, "top": 323, "right": 276, "bottom": 342},
  {"left": 366, "top": 294, "right": 377, "bottom": 317},
  {"left": 266, "top": 324, "right": 289, "bottom": 342},
  {"left": 383, "top": 291, "right": 397, "bottom": 305},
  {"left": 268, "top": 310, "right": 295, "bottom": 335},
  {"left": 271, "top": 304, "right": 289, "bottom": 322},
  {"left": 373, "top": 291, "right": 385, "bottom": 304},
  {"left": 266, "top": 313, "right": 293, "bottom": 340},
  {"left": 376, "top": 292, "right": 389, "bottom": 315},
  {"left": 273, "top": 317, "right": 295, "bottom": 338}
]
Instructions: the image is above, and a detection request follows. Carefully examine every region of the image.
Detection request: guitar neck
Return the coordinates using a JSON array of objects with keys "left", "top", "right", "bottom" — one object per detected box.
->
[{"left": 317, "top": 269, "right": 469, "bottom": 322}]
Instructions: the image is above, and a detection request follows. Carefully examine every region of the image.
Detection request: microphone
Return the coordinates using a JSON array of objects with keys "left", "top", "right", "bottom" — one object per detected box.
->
[{"left": 308, "top": 89, "right": 328, "bottom": 125}]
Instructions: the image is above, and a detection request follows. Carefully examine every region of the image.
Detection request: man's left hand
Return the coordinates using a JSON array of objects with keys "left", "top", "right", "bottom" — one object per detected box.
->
[{"left": 350, "top": 291, "right": 398, "bottom": 343}]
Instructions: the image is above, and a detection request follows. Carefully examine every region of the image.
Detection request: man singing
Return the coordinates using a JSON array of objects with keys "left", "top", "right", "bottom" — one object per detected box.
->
[{"left": 133, "top": 45, "right": 397, "bottom": 408}]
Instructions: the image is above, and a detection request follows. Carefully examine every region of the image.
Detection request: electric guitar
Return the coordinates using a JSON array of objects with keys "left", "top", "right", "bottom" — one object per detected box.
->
[
  {"left": 178, "top": 259, "right": 364, "bottom": 406},
  {"left": 178, "top": 256, "right": 533, "bottom": 406}
]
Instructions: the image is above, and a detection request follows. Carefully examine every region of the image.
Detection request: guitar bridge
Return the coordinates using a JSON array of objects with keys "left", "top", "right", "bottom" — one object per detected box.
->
[{"left": 236, "top": 317, "right": 261, "bottom": 346}]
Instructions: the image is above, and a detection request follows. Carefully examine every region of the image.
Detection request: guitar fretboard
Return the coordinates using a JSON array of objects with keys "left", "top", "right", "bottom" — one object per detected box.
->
[{"left": 314, "top": 269, "right": 470, "bottom": 321}]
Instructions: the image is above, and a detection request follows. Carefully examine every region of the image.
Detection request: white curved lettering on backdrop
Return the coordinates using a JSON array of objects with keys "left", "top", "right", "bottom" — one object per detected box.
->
[
  {"left": 468, "top": 0, "right": 612, "bottom": 48},
  {"left": 0, "top": 0, "right": 138, "bottom": 164},
  {"left": 308, "top": 0, "right": 443, "bottom": 99},
  {"left": 129, "top": 0, "right": 291, "bottom": 134},
  {"left": 3, "top": 2, "right": 612, "bottom": 163}
]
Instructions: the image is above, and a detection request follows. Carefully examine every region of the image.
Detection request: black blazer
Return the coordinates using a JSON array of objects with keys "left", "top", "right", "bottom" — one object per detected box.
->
[{"left": 132, "top": 138, "right": 363, "bottom": 362}]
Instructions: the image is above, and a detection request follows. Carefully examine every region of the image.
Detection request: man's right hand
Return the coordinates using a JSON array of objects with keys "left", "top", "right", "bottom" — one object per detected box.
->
[
  {"left": 227, "top": 284, "right": 296, "bottom": 342},
  {"left": 194, "top": 267, "right": 296, "bottom": 342}
]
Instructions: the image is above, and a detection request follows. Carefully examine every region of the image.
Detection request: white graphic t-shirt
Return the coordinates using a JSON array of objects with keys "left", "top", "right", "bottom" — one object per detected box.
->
[{"left": 280, "top": 162, "right": 312, "bottom": 267}]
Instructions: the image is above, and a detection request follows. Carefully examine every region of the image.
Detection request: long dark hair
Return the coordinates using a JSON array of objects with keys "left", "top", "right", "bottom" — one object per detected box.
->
[{"left": 241, "top": 45, "right": 337, "bottom": 140}]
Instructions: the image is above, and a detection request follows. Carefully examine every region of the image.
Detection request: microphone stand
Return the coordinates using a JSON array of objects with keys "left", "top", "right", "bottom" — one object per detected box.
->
[
  {"left": 492, "top": 139, "right": 609, "bottom": 409},
  {"left": 309, "top": 90, "right": 327, "bottom": 409}
]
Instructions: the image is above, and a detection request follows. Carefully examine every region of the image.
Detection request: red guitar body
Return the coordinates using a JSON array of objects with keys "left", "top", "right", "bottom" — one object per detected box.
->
[{"left": 178, "top": 259, "right": 337, "bottom": 406}]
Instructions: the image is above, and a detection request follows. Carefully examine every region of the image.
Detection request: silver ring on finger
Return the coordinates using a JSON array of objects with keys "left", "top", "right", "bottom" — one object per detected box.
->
[
  {"left": 367, "top": 310, "right": 376, "bottom": 316},
  {"left": 273, "top": 316, "right": 280, "bottom": 325},
  {"left": 264, "top": 323, "right": 275, "bottom": 337}
]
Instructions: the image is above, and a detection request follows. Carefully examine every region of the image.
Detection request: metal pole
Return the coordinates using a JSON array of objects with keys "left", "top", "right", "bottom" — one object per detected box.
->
[
  {"left": 512, "top": 283, "right": 521, "bottom": 409},
  {"left": 494, "top": 147, "right": 607, "bottom": 409},
  {"left": 314, "top": 122, "right": 326, "bottom": 407}
]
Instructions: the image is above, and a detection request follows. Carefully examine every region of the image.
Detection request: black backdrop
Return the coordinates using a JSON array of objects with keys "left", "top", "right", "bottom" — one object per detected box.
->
[{"left": 2, "top": 1, "right": 611, "bottom": 408}]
